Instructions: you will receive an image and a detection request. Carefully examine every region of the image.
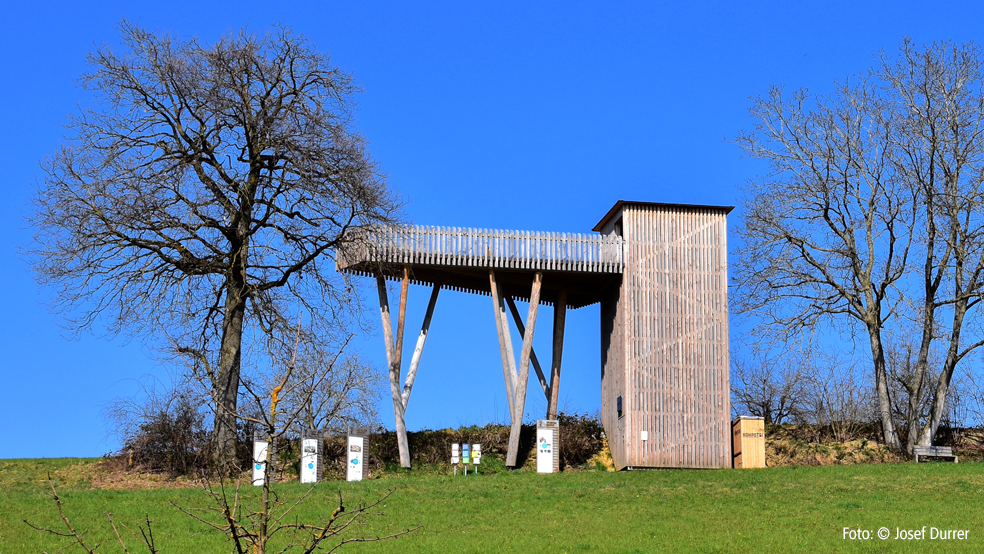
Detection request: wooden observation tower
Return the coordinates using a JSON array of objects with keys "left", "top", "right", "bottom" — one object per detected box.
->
[{"left": 337, "top": 200, "right": 732, "bottom": 470}]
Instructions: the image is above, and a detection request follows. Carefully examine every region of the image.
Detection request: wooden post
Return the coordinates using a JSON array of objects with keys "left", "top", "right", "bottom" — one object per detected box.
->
[
  {"left": 377, "top": 269, "right": 412, "bottom": 468},
  {"left": 547, "top": 290, "right": 567, "bottom": 420},
  {"left": 505, "top": 272, "right": 543, "bottom": 466},
  {"left": 396, "top": 267, "right": 409, "bottom": 357},
  {"left": 402, "top": 283, "right": 440, "bottom": 411},
  {"left": 505, "top": 295, "right": 549, "bottom": 398},
  {"left": 489, "top": 270, "right": 517, "bottom": 419}
]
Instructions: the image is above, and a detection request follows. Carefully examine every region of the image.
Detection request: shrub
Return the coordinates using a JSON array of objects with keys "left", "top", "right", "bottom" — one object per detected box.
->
[
  {"left": 557, "top": 412, "right": 605, "bottom": 469},
  {"left": 311, "top": 412, "right": 606, "bottom": 478},
  {"left": 119, "top": 396, "right": 210, "bottom": 477}
]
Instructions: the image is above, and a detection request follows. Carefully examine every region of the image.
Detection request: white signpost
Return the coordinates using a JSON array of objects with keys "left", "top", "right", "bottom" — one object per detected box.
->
[
  {"left": 472, "top": 444, "right": 481, "bottom": 466},
  {"left": 300, "top": 438, "right": 318, "bottom": 484},
  {"left": 347, "top": 435, "right": 364, "bottom": 482},
  {"left": 252, "top": 437, "right": 269, "bottom": 486},
  {"left": 537, "top": 429, "right": 555, "bottom": 474}
]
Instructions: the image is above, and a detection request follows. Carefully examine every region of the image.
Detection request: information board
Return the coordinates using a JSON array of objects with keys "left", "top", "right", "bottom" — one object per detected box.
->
[
  {"left": 252, "top": 439, "right": 269, "bottom": 486},
  {"left": 347, "top": 436, "right": 364, "bottom": 482},
  {"left": 300, "top": 438, "right": 318, "bottom": 484},
  {"left": 537, "top": 429, "right": 555, "bottom": 473}
]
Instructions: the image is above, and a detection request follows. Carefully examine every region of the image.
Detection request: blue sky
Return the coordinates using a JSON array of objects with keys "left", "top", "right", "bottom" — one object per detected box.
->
[{"left": 3, "top": 1, "right": 984, "bottom": 458}]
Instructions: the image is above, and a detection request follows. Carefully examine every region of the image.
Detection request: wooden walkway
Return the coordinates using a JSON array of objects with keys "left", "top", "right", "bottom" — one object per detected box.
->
[
  {"left": 337, "top": 225, "right": 624, "bottom": 308},
  {"left": 338, "top": 225, "right": 623, "bottom": 272}
]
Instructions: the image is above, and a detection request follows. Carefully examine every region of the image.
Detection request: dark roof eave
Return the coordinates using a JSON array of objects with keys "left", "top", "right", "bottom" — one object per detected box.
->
[{"left": 591, "top": 200, "right": 735, "bottom": 232}]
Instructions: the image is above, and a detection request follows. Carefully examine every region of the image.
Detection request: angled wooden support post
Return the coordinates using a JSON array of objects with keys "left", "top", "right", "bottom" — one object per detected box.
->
[
  {"left": 377, "top": 267, "right": 414, "bottom": 468},
  {"left": 403, "top": 283, "right": 440, "bottom": 411},
  {"left": 506, "top": 272, "right": 543, "bottom": 467},
  {"left": 505, "top": 295, "right": 549, "bottom": 399},
  {"left": 489, "top": 270, "right": 517, "bottom": 420},
  {"left": 547, "top": 290, "right": 567, "bottom": 420}
]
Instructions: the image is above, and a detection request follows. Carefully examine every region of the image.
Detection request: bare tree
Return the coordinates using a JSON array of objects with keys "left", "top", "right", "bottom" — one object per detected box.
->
[
  {"left": 29, "top": 21, "right": 398, "bottom": 470},
  {"left": 734, "top": 74, "right": 912, "bottom": 450},
  {"left": 881, "top": 39, "right": 984, "bottom": 449},
  {"left": 800, "top": 352, "right": 877, "bottom": 443},
  {"left": 287, "top": 351, "right": 382, "bottom": 433},
  {"left": 734, "top": 38, "right": 984, "bottom": 451},
  {"left": 731, "top": 350, "right": 806, "bottom": 425}
]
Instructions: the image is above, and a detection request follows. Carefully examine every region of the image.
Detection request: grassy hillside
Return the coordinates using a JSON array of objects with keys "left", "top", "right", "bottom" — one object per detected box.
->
[{"left": 2, "top": 457, "right": 983, "bottom": 553}]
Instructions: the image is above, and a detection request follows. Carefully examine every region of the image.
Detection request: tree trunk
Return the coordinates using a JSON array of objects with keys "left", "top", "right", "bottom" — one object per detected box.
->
[
  {"left": 869, "top": 324, "right": 901, "bottom": 451},
  {"left": 905, "top": 316, "right": 934, "bottom": 454},
  {"left": 918, "top": 300, "right": 968, "bottom": 446},
  {"left": 211, "top": 255, "right": 248, "bottom": 473}
]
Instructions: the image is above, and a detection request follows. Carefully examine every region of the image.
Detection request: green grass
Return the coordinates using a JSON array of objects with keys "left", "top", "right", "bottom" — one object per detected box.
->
[{"left": 2, "top": 458, "right": 983, "bottom": 552}]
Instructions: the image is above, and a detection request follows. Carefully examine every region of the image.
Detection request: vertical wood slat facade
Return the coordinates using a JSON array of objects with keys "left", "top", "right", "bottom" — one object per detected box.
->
[{"left": 598, "top": 202, "right": 731, "bottom": 470}]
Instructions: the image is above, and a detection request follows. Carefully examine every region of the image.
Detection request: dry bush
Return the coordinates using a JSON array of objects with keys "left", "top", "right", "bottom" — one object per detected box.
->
[
  {"left": 117, "top": 396, "right": 209, "bottom": 478},
  {"left": 765, "top": 424, "right": 906, "bottom": 467},
  {"left": 556, "top": 412, "right": 605, "bottom": 469}
]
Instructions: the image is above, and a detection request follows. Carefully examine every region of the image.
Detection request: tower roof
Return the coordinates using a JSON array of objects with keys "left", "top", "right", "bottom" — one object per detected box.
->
[{"left": 592, "top": 200, "right": 734, "bottom": 232}]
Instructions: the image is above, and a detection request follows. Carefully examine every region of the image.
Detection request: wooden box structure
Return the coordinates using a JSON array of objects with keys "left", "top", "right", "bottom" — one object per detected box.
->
[
  {"left": 336, "top": 200, "right": 732, "bottom": 470},
  {"left": 732, "top": 416, "right": 765, "bottom": 469},
  {"left": 595, "top": 202, "right": 732, "bottom": 470}
]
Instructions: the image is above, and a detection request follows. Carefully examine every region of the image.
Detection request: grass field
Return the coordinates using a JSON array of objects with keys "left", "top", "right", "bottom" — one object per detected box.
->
[{"left": 1, "top": 457, "right": 982, "bottom": 553}]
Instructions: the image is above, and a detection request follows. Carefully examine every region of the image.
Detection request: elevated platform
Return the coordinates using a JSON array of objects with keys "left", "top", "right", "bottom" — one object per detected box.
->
[{"left": 337, "top": 225, "right": 624, "bottom": 308}]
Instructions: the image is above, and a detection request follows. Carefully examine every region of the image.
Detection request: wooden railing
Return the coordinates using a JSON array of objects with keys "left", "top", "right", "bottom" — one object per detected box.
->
[{"left": 338, "top": 225, "right": 623, "bottom": 273}]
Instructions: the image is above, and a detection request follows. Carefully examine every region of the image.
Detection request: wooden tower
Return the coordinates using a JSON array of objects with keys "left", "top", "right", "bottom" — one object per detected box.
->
[
  {"left": 594, "top": 201, "right": 732, "bottom": 469},
  {"left": 337, "top": 199, "right": 731, "bottom": 470}
]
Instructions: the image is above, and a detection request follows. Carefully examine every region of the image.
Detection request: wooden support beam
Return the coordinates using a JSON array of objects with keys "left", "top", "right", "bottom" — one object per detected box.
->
[
  {"left": 505, "top": 295, "right": 549, "bottom": 399},
  {"left": 547, "top": 290, "right": 567, "bottom": 420},
  {"left": 376, "top": 274, "right": 396, "bottom": 370},
  {"left": 395, "top": 267, "right": 409, "bottom": 361},
  {"left": 489, "top": 270, "right": 517, "bottom": 419},
  {"left": 506, "top": 272, "right": 543, "bottom": 467},
  {"left": 377, "top": 269, "right": 412, "bottom": 468},
  {"left": 402, "top": 283, "right": 440, "bottom": 411}
]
